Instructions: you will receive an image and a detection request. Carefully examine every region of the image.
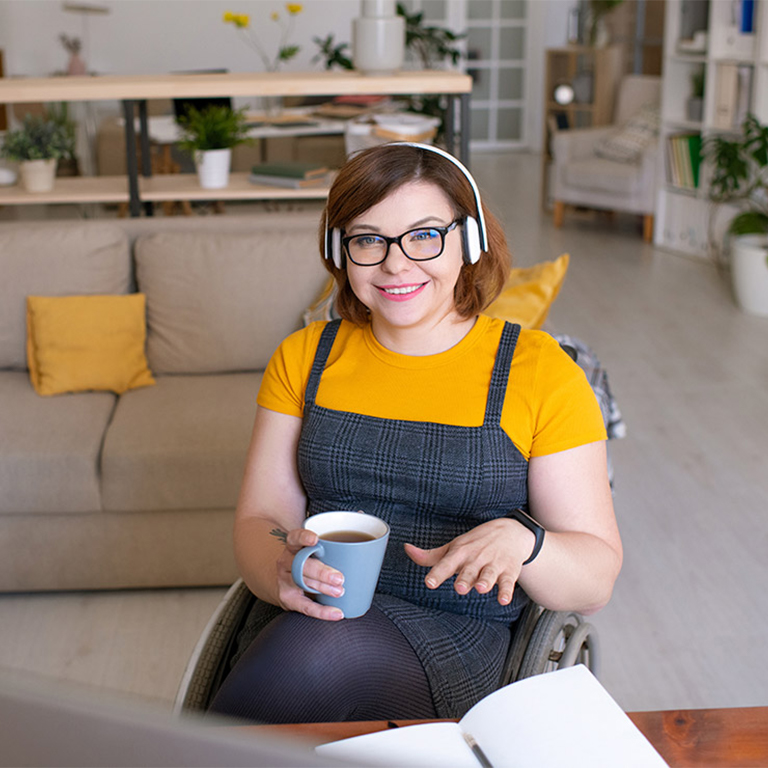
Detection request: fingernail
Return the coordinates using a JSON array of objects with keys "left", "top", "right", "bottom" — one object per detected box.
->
[
  {"left": 330, "top": 573, "right": 344, "bottom": 586},
  {"left": 333, "top": 610, "right": 344, "bottom": 620},
  {"left": 456, "top": 582, "right": 468, "bottom": 593},
  {"left": 426, "top": 578, "right": 437, "bottom": 589},
  {"left": 475, "top": 581, "right": 488, "bottom": 592},
  {"left": 332, "top": 586, "right": 345, "bottom": 597}
]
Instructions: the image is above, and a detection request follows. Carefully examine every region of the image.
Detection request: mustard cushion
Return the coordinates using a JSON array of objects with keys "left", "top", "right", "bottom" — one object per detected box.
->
[
  {"left": 485, "top": 253, "right": 569, "bottom": 329},
  {"left": 26, "top": 294, "right": 155, "bottom": 396}
]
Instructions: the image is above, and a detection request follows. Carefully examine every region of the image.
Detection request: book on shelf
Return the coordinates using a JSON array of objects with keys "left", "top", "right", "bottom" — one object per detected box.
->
[
  {"left": 666, "top": 133, "right": 702, "bottom": 190},
  {"left": 248, "top": 172, "right": 330, "bottom": 189},
  {"left": 317, "top": 665, "right": 669, "bottom": 768},
  {"left": 734, "top": 65, "right": 753, "bottom": 127},
  {"left": 713, "top": 63, "right": 739, "bottom": 130},
  {"left": 248, "top": 161, "right": 330, "bottom": 180}
]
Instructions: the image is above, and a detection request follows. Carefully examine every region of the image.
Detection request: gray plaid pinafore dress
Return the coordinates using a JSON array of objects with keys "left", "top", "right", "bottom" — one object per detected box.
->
[{"left": 297, "top": 318, "right": 531, "bottom": 718}]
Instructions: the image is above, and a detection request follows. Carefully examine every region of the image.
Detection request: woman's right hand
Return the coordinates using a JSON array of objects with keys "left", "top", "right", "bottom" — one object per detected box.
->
[{"left": 275, "top": 527, "right": 346, "bottom": 620}]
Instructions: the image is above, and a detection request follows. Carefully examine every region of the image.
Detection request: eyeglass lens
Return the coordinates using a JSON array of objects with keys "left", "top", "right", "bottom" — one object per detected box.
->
[{"left": 347, "top": 228, "right": 445, "bottom": 265}]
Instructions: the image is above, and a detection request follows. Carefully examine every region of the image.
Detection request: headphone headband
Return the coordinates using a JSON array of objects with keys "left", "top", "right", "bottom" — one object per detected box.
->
[{"left": 324, "top": 142, "right": 488, "bottom": 267}]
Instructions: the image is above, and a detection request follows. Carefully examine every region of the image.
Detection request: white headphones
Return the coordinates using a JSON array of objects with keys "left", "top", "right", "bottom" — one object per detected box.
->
[{"left": 324, "top": 142, "right": 489, "bottom": 269}]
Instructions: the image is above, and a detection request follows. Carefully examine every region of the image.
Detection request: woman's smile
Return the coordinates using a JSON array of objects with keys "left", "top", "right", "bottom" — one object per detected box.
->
[{"left": 376, "top": 281, "right": 429, "bottom": 300}]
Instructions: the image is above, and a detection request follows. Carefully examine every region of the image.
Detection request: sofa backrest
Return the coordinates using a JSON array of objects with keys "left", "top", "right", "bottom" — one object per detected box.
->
[
  {"left": 135, "top": 225, "right": 327, "bottom": 374},
  {"left": 615, "top": 75, "right": 661, "bottom": 124},
  {"left": 0, "top": 223, "right": 132, "bottom": 370}
]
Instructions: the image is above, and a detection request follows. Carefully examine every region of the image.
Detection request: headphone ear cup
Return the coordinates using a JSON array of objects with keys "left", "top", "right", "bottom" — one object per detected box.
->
[
  {"left": 325, "top": 226, "right": 343, "bottom": 269},
  {"left": 463, "top": 217, "right": 482, "bottom": 265},
  {"left": 331, "top": 228, "right": 343, "bottom": 269}
]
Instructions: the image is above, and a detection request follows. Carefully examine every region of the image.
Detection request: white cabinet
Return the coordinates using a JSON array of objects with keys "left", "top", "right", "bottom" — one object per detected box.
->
[{"left": 655, "top": 0, "right": 768, "bottom": 258}]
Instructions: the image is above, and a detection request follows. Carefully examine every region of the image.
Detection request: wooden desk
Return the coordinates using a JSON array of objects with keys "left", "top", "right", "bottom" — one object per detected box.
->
[
  {"left": 0, "top": 70, "right": 473, "bottom": 216},
  {"left": 247, "top": 706, "right": 768, "bottom": 768}
]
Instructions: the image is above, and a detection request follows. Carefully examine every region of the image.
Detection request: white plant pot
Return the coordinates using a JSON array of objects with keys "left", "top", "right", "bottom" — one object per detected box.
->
[
  {"left": 19, "top": 158, "right": 57, "bottom": 193},
  {"left": 195, "top": 148, "right": 232, "bottom": 190},
  {"left": 353, "top": 15, "right": 405, "bottom": 75},
  {"left": 731, "top": 234, "right": 768, "bottom": 317}
]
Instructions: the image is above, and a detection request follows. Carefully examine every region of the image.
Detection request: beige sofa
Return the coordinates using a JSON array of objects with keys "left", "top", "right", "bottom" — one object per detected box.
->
[{"left": 0, "top": 212, "right": 328, "bottom": 592}]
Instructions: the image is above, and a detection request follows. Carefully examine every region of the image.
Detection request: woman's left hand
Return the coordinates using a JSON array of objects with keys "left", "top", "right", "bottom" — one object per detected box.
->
[{"left": 404, "top": 518, "right": 535, "bottom": 605}]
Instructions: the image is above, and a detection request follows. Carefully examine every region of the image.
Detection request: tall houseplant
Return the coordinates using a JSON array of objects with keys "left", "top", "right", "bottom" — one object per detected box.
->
[
  {"left": 0, "top": 114, "right": 72, "bottom": 192},
  {"left": 396, "top": 3, "right": 465, "bottom": 142},
  {"left": 176, "top": 105, "right": 251, "bottom": 189},
  {"left": 704, "top": 113, "right": 768, "bottom": 315}
]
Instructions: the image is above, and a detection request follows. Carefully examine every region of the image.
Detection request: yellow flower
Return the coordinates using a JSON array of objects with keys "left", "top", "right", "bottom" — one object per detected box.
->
[
  {"left": 234, "top": 13, "right": 250, "bottom": 28},
  {"left": 222, "top": 11, "right": 235, "bottom": 23},
  {"left": 271, "top": 11, "right": 279, "bottom": 21},
  {"left": 286, "top": 3, "right": 303, "bottom": 14}
]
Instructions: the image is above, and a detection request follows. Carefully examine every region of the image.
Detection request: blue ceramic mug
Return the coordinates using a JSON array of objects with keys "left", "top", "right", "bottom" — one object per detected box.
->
[{"left": 291, "top": 511, "right": 390, "bottom": 618}]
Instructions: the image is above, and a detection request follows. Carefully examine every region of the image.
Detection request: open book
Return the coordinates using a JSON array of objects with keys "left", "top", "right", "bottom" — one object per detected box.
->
[{"left": 317, "top": 665, "right": 668, "bottom": 768}]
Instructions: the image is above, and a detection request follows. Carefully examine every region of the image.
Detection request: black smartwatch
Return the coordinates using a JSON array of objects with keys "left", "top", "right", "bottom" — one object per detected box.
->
[{"left": 505, "top": 508, "right": 546, "bottom": 565}]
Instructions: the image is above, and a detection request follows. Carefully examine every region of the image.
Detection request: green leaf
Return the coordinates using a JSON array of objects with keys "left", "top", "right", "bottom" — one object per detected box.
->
[
  {"left": 175, "top": 105, "right": 252, "bottom": 153},
  {"left": 279, "top": 45, "right": 300, "bottom": 61},
  {"left": 729, "top": 211, "right": 768, "bottom": 236}
]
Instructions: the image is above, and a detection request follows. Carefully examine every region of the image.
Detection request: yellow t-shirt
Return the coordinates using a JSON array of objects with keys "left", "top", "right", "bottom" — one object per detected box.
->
[{"left": 257, "top": 316, "right": 606, "bottom": 460}]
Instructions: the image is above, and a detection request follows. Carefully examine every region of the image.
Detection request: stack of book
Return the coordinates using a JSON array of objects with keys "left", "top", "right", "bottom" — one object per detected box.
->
[
  {"left": 713, "top": 63, "right": 753, "bottom": 130},
  {"left": 248, "top": 162, "right": 331, "bottom": 189},
  {"left": 666, "top": 133, "right": 702, "bottom": 190}
]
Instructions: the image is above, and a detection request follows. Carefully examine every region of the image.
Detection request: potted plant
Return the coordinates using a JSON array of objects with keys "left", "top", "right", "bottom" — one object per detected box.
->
[
  {"left": 704, "top": 113, "right": 768, "bottom": 316},
  {"left": 176, "top": 105, "right": 251, "bottom": 189},
  {"left": 0, "top": 114, "right": 72, "bottom": 192}
]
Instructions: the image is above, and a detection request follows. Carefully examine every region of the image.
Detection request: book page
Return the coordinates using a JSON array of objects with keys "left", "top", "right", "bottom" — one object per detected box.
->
[
  {"left": 316, "top": 721, "right": 477, "bottom": 767},
  {"left": 460, "top": 665, "right": 668, "bottom": 768}
]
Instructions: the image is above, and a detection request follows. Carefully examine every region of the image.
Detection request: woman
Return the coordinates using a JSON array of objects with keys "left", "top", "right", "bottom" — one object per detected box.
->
[{"left": 209, "top": 143, "right": 622, "bottom": 723}]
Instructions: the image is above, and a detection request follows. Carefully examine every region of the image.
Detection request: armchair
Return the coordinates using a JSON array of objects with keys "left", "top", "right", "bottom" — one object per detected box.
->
[{"left": 551, "top": 75, "right": 661, "bottom": 241}]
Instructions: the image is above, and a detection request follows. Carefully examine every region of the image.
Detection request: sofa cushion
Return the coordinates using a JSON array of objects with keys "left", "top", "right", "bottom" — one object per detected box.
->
[
  {"left": 101, "top": 373, "right": 262, "bottom": 512},
  {"left": 135, "top": 229, "right": 328, "bottom": 374},
  {"left": 562, "top": 157, "right": 642, "bottom": 196},
  {"left": 0, "top": 223, "right": 131, "bottom": 370},
  {"left": 26, "top": 294, "right": 155, "bottom": 396},
  {"left": 0, "top": 371, "right": 115, "bottom": 514},
  {"left": 594, "top": 103, "right": 660, "bottom": 164}
]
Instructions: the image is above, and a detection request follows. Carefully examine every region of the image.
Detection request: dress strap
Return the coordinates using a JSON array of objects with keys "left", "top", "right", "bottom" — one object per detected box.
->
[
  {"left": 304, "top": 319, "right": 342, "bottom": 407},
  {"left": 484, "top": 322, "right": 521, "bottom": 426}
]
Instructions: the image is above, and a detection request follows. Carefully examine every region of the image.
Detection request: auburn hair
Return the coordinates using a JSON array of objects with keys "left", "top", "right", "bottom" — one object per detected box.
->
[{"left": 317, "top": 144, "right": 512, "bottom": 326}]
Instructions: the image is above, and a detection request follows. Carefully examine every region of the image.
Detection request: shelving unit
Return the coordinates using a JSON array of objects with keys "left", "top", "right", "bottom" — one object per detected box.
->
[
  {"left": 0, "top": 70, "right": 473, "bottom": 216},
  {"left": 655, "top": 0, "right": 768, "bottom": 258},
  {"left": 540, "top": 45, "right": 624, "bottom": 209}
]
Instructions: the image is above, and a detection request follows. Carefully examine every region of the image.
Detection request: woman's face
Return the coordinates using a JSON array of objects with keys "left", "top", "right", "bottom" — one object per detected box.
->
[{"left": 344, "top": 181, "right": 468, "bottom": 349}]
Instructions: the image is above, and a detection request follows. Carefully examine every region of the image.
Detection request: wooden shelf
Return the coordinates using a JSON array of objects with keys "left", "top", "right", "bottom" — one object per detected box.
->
[
  {"left": 0, "top": 70, "right": 472, "bottom": 104},
  {"left": 139, "top": 173, "right": 330, "bottom": 202},
  {"left": 0, "top": 70, "right": 472, "bottom": 215},
  {"left": 0, "top": 175, "right": 129, "bottom": 205}
]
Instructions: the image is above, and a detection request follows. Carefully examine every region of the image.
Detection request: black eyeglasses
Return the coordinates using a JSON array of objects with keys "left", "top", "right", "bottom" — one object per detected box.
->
[{"left": 341, "top": 220, "right": 459, "bottom": 267}]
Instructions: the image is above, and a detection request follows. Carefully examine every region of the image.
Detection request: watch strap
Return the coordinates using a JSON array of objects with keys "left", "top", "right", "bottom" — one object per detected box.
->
[{"left": 506, "top": 508, "right": 545, "bottom": 565}]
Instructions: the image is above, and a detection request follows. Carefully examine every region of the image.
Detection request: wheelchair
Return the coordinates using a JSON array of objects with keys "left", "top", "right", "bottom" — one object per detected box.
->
[{"left": 174, "top": 578, "right": 600, "bottom": 714}]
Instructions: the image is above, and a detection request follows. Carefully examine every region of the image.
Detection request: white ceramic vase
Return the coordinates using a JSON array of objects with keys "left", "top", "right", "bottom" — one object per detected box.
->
[
  {"left": 353, "top": 0, "right": 405, "bottom": 76},
  {"left": 731, "top": 234, "right": 768, "bottom": 316},
  {"left": 195, "top": 148, "right": 232, "bottom": 190},
  {"left": 19, "top": 158, "right": 57, "bottom": 193}
]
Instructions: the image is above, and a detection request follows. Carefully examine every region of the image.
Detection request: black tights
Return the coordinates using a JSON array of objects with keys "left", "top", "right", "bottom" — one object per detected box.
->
[{"left": 208, "top": 605, "right": 437, "bottom": 724}]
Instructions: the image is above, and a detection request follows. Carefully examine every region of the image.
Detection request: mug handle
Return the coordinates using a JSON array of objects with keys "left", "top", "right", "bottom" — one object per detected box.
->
[{"left": 291, "top": 543, "right": 324, "bottom": 594}]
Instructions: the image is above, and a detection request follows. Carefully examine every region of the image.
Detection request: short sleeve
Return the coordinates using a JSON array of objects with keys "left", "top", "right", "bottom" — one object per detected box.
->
[
  {"left": 529, "top": 333, "right": 607, "bottom": 457},
  {"left": 256, "top": 322, "right": 325, "bottom": 417}
]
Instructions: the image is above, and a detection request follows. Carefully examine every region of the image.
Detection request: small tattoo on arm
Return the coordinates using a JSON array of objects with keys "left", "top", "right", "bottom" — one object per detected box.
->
[{"left": 269, "top": 528, "right": 288, "bottom": 543}]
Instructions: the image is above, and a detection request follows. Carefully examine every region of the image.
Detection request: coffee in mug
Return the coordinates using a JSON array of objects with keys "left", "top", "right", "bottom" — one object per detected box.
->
[{"left": 291, "top": 511, "right": 389, "bottom": 618}]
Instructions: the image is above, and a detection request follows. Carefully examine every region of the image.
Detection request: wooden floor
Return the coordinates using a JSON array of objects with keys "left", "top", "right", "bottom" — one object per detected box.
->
[{"left": 1, "top": 152, "right": 766, "bottom": 714}]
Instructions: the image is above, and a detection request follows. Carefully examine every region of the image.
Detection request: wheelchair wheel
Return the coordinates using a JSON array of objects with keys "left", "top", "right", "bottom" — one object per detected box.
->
[
  {"left": 174, "top": 579, "right": 255, "bottom": 713},
  {"left": 516, "top": 610, "right": 600, "bottom": 680}
]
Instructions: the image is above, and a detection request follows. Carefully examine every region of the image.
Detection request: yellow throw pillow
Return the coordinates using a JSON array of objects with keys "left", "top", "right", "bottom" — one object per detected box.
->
[
  {"left": 26, "top": 294, "right": 156, "bottom": 396},
  {"left": 485, "top": 253, "right": 569, "bottom": 329}
]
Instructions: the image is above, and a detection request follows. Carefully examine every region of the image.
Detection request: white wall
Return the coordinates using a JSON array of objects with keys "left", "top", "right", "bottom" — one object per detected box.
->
[
  {"left": 0, "top": 0, "right": 359, "bottom": 78},
  {"left": 0, "top": 0, "right": 579, "bottom": 150}
]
